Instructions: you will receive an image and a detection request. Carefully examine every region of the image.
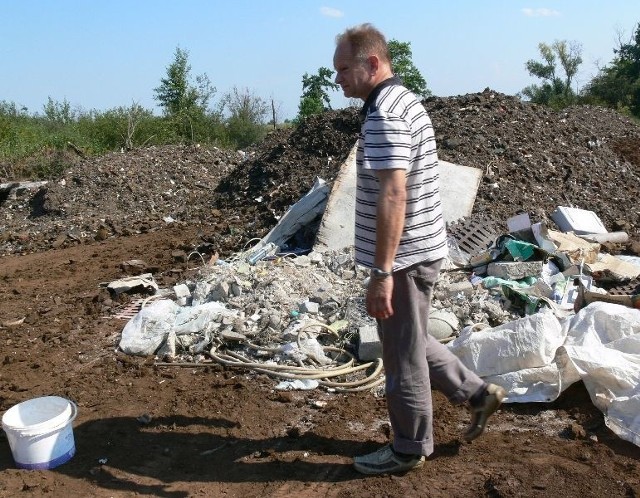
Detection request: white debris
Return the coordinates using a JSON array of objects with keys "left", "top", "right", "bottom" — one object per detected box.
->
[{"left": 275, "top": 379, "right": 320, "bottom": 391}]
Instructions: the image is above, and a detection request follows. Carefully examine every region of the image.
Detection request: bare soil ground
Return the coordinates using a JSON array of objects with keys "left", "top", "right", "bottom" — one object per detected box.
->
[{"left": 1, "top": 90, "right": 640, "bottom": 497}]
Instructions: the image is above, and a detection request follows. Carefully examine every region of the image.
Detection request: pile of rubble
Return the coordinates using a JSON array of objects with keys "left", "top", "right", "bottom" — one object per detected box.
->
[
  {"left": 426, "top": 91, "right": 640, "bottom": 234},
  {"left": 112, "top": 242, "right": 525, "bottom": 397}
]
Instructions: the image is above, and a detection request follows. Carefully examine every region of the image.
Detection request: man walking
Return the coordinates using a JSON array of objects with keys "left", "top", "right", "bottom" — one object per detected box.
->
[{"left": 333, "top": 23, "right": 505, "bottom": 475}]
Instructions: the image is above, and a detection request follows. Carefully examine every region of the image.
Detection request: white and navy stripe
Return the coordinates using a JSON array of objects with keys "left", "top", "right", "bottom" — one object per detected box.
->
[{"left": 355, "top": 79, "right": 448, "bottom": 270}]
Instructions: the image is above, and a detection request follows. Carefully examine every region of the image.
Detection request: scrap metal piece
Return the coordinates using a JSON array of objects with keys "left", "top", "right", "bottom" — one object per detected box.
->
[{"left": 446, "top": 216, "right": 502, "bottom": 258}]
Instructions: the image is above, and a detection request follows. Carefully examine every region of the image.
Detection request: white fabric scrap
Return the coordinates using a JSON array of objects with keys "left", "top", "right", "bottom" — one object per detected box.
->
[{"left": 447, "top": 309, "right": 566, "bottom": 378}]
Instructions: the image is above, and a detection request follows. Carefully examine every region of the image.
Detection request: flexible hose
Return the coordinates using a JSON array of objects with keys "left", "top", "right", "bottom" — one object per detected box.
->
[
  {"left": 205, "top": 347, "right": 384, "bottom": 392},
  {"left": 155, "top": 318, "right": 385, "bottom": 392}
]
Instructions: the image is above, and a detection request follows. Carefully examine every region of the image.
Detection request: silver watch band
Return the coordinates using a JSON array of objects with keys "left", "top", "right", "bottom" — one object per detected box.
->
[{"left": 370, "top": 267, "right": 392, "bottom": 279}]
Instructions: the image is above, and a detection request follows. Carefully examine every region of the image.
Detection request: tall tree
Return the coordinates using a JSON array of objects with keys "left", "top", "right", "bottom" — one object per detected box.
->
[
  {"left": 153, "top": 47, "right": 216, "bottom": 140},
  {"left": 222, "top": 86, "right": 269, "bottom": 148},
  {"left": 522, "top": 40, "right": 582, "bottom": 108},
  {"left": 388, "top": 39, "right": 431, "bottom": 99},
  {"left": 583, "top": 23, "right": 640, "bottom": 117},
  {"left": 297, "top": 67, "right": 339, "bottom": 120}
]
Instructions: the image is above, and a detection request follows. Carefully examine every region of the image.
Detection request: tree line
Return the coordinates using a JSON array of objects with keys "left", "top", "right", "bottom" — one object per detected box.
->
[
  {"left": 522, "top": 22, "right": 640, "bottom": 115},
  {"left": 1, "top": 23, "right": 638, "bottom": 180},
  {"left": 300, "top": 24, "right": 640, "bottom": 119}
]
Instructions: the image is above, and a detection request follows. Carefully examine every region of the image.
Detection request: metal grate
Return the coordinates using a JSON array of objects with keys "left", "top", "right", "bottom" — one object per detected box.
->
[
  {"left": 602, "top": 277, "right": 640, "bottom": 297},
  {"left": 446, "top": 216, "right": 502, "bottom": 257}
]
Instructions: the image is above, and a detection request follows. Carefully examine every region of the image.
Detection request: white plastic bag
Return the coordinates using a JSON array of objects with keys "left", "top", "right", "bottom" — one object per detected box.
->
[{"left": 119, "top": 299, "right": 178, "bottom": 355}]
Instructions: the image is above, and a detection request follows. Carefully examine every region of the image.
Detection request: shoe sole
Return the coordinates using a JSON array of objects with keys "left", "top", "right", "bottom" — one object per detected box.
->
[{"left": 353, "top": 458, "right": 424, "bottom": 475}]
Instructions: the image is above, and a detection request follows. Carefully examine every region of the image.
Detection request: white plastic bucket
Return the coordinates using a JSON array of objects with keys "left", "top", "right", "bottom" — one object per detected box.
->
[{"left": 2, "top": 396, "right": 78, "bottom": 470}]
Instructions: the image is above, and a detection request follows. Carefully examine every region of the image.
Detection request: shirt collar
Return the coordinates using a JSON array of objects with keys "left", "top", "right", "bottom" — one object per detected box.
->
[{"left": 359, "top": 76, "right": 402, "bottom": 123}]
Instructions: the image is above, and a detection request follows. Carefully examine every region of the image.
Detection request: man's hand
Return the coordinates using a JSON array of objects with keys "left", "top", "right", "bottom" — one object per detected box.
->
[{"left": 366, "top": 277, "right": 394, "bottom": 319}]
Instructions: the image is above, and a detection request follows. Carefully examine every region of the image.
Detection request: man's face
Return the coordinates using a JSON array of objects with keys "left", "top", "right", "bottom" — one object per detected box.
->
[{"left": 333, "top": 41, "right": 372, "bottom": 100}]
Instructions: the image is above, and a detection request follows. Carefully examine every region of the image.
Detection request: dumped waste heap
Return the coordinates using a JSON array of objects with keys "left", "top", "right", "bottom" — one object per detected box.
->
[
  {"left": 1, "top": 89, "right": 639, "bottom": 257},
  {"left": 2, "top": 91, "right": 640, "bottom": 496}
]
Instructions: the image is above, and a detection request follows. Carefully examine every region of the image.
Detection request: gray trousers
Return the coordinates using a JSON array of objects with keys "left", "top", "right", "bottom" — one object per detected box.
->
[{"left": 378, "top": 259, "right": 484, "bottom": 456}]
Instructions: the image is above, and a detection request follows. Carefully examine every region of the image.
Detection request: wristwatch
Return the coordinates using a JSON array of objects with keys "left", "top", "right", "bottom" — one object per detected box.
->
[{"left": 370, "top": 267, "right": 392, "bottom": 280}]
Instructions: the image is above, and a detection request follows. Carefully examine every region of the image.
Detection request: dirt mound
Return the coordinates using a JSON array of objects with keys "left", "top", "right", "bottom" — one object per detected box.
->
[
  {"left": 425, "top": 90, "right": 640, "bottom": 235},
  {"left": 2, "top": 90, "right": 639, "bottom": 258}
]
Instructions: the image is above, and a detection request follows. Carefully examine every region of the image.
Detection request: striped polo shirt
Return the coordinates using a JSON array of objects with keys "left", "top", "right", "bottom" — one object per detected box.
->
[{"left": 355, "top": 77, "right": 448, "bottom": 271}]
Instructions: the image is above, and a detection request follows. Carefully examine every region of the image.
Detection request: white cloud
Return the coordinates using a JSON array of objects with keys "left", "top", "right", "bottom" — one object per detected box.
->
[
  {"left": 522, "top": 7, "right": 560, "bottom": 17},
  {"left": 320, "top": 6, "right": 344, "bottom": 18}
]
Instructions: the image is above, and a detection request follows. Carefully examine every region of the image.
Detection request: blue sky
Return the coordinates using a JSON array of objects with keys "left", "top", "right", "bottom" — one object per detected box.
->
[{"left": 1, "top": 1, "right": 638, "bottom": 121}]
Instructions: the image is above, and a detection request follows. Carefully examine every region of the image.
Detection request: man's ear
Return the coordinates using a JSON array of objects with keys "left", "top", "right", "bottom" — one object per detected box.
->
[{"left": 367, "top": 54, "right": 380, "bottom": 74}]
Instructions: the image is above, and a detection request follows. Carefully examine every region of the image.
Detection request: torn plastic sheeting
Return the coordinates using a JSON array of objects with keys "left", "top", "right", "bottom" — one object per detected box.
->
[
  {"left": 279, "top": 338, "right": 332, "bottom": 365},
  {"left": 118, "top": 299, "right": 236, "bottom": 355},
  {"left": 252, "top": 177, "right": 329, "bottom": 254},
  {"left": 561, "top": 303, "right": 640, "bottom": 447},
  {"left": 448, "top": 302, "right": 640, "bottom": 448}
]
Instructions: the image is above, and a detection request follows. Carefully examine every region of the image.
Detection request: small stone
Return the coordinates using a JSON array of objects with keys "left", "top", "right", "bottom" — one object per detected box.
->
[
  {"left": 95, "top": 227, "right": 109, "bottom": 241},
  {"left": 171, "top": 250, "right": 187, "bottom": 263},
  {"left": 268, "top": 313, "right": 281, "bottom": 327},
  {"left": 299, "top": 301, "right": 319, "bottom": 314},
  {"left": 277, "top": 392, "right": 293, "bottom": 403},
  {"left": 568, "top": 422, "right": 587, "bottom": 440},
  {"left": 293, "top": 256, "right": 311, "bottom": 267},
  {"left": 230, "top": 282, "right": 242, "bottom": 297},
  {"left": 136, "top": 414, "right": 153, "bottom": 424},
  {"left": 577, "top": 451, "right": 592, "bottom": 462},
  {"left": 210, "top": 281, "right": 230, "bottom": 301},
  {"left": 51, "top": 234, "right": 67, "bottom": 248}
]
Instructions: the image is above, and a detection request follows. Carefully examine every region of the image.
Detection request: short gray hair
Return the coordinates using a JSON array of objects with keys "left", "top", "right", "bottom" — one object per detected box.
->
[{"left": 336, "top": 23, "right": 391, "bottom": 64}]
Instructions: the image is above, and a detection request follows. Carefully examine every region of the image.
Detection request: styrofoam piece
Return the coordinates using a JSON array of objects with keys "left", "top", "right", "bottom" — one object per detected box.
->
[{"left": 551, "top": 207, "right": 607, "bottom": 235}]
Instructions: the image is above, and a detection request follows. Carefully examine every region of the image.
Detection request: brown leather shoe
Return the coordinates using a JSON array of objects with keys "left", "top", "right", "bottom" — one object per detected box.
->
[{"left": 464, "top": 383, "right": 506, "bottom": 441}]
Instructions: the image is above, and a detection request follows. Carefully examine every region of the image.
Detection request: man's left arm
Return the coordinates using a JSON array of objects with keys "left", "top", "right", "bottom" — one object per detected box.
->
[{"left": 366, "top": 168, "right": 406, "bottom": 319}]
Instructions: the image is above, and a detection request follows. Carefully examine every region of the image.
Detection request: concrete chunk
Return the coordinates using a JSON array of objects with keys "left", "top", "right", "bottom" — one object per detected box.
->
[
  {"left": 173, "top": 284, "right": 191, "bottom": 299},
  {"left": 173, "top": 283, "right": 191, "bottom": 306},
  {"left": 487, "top": 261, "right": 543, "bottom": 280},
  {"left": 210, "top": 281, "right": 230, "bottom": 302},
  {"left": 446, "top": 280, "right": 474, "bottom": 297},
  {"left": 358, "top": 324, "right": 381, "bottom": 361},
  {"left": 299, "top": 301, "right": 319, "bottom": 314}
]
